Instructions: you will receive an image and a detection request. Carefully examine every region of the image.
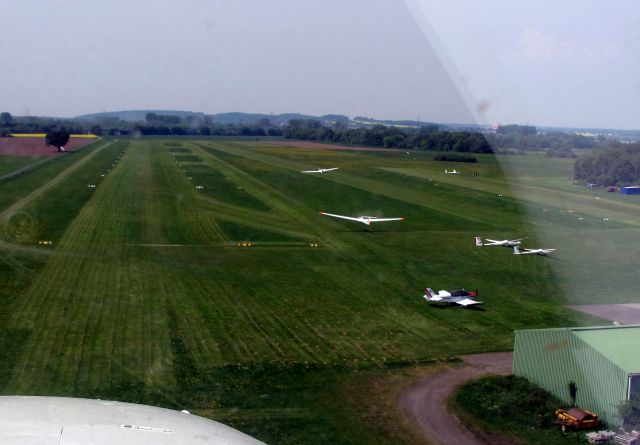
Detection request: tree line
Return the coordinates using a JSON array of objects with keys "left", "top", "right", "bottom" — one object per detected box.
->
[
  {"left": 0, "top": 111, "right": 283, "bottom": 137},
  {"left": 282, "top": 119, "right": 494, "bottom": 153},
  {"left": 574, "top": 142, "right": 640, "bottom": 186},
  {"left": 0, "top": 111, "right": 620, "bottom": 161}
]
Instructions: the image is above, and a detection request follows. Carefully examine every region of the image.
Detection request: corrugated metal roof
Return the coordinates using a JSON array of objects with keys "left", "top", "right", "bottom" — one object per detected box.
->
[
  {"left": 572, "top": 325, "right": 640, "bottom": 373},
  {"left": 514, "top": 325, "right": 640, "bottom": 426}
]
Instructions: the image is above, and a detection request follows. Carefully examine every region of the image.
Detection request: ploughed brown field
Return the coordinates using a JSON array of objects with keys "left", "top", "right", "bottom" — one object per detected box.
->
[{"left": 0, "top": 137, "right": 95, "bottom": 156}]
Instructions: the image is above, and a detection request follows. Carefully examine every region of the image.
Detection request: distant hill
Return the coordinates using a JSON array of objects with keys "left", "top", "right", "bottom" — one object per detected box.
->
[
  {"left": 208, "top": 112, "right": 325, "bottom": 125},
  {"left": 75, "top": 110, "right": 467, "bottom": 130},
  {"left": 76, "top": 110, "right": 205, "bottom": 122},
  {"left": 353, "top": 116, "right": 440, "bottom": 129},
  {"left": 74, "top": 110, "right": 349, "bottom": 126}
]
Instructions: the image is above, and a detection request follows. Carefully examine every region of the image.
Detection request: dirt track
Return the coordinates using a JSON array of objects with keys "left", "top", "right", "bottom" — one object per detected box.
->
[{"left": 399, "top": 352, "right": 513, "bottom": 445}]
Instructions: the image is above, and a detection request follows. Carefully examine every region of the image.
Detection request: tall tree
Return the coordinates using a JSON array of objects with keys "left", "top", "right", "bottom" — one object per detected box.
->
[
  {"left": 45, "top": 129, "right": 70, "bottom": 152},
  {"left": 0, "top": 112, "right": 12, "bottom": 124}
]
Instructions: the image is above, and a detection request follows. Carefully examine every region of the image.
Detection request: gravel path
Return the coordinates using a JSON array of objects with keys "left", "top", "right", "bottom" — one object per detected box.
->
[{"left": 398, "top": 352, "right": 513, "bottom": 445}]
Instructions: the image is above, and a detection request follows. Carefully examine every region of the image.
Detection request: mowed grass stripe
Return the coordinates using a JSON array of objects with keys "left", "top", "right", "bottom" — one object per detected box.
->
[
  {"left": 199, "top": 141, "right": 504, "bottom": 230},
  {"left": 0, "top": 143, "right": 105, "bottom": 214},
  {"left": 145, "top": 141, "right": 225, "bottom": 244},
  {"left": 190, "top": 142, "right": 349, "bottom": 250},
  {"left": 0, "top": 140, "right": 114, "bottom": 224},
  {"left": 7, "top": 142, "right": 189, "bottom": 393},
  {"left": 390, "top": 166, "right": 640, "bottom": 227}
]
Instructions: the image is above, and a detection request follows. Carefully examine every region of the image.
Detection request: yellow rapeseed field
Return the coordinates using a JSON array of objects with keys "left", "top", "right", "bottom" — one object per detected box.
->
[{"left": 9, "top": 133, "right": 99, "bottom": 138}]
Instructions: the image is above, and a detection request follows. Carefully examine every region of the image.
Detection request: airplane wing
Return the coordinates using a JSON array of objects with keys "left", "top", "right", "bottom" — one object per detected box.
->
[
  {"left": 301, "top": 169, "right": 321, "bottom": 173},
  {"left": 425, "top": 295, "right": 443, "bottom": 302},
  {"left": 322, "top": 167, "right": 339, "bottom": 172},
  {"left": 319, "top": 212, "right": 362, "bottom": 222},
  {"left": 456, "top": 298, "right": 480, "bottom": 306},
  {"left": 369, "top": 217, "right": 404, "bottom": 223}
]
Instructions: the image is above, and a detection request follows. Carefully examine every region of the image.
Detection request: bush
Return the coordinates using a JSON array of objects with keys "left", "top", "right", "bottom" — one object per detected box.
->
[
  {"left": 455, "top": 375, "right": 565, "bottom": 429},
  {"left": 434, "top": 153, "right": 477, "bottom": 163}
]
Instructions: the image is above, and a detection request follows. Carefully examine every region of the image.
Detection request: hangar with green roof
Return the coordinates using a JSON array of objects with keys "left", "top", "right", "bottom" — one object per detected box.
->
[{"left": 513, "top": 325, "right": 640, "bottom": 427}]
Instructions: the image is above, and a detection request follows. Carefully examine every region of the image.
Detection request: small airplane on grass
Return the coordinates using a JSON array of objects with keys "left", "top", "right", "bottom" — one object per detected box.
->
[
  {"left": 513, "top": 246, "right": 556, "bottom": 256},
  {"left": 301, "top": 167, "right": 339, "bottom": 174},
  {"left": 444, "top": 169, "right": 460, "bottom": 174},
  {"left": 319, "top": 212, "right": 404, "bottom": 226},
  {"left": 476, "top": 236, "right": 525, "bottom": 247},
  {"left": 423, "top": 287, "right": 482, "bottom": 307}
]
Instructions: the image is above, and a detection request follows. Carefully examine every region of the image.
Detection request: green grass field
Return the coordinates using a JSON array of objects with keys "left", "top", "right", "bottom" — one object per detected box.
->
[
  {"left": 0, "top": 138, "right": 637, "bottom": 444},
  {"left": 0, "top": 155, "right": 46, "bottom": 177}
]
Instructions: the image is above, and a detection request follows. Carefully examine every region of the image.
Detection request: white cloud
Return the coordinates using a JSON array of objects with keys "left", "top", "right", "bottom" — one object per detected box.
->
[{"left": 518, "top": 28, "right": 593, "bottom": 61}]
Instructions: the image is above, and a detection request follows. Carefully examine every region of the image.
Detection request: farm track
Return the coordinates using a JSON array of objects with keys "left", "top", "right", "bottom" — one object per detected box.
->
[{"left": 399, "top": 352, "right": 513, "bottom": 445}]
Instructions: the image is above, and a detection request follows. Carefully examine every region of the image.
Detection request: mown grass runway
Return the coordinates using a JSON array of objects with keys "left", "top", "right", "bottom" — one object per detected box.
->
[{"left": 0, "top": 138, "right": 634, "bottom": 444}]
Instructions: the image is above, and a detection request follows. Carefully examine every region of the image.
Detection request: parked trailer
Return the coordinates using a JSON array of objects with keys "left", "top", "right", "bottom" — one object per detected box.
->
[{"left": 620, "top": 186, "right": 640, "bottom": 195}]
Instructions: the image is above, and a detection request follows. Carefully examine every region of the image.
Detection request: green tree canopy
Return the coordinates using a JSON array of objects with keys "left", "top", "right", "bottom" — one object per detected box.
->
[
  {"left": 0, "top": 112, "right": 13, "bottom": 124},
  {"left": 619, "top": 393, "right": 640, "bottom": 430},
  {"left": 45, "top": 129, "right": 70, "bottom": 152}
]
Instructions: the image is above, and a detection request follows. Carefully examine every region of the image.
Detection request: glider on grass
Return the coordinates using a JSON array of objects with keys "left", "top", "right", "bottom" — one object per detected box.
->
[
  {"left": 319, "top": 212, "right": 404, "bottom": 226},
  {"left": 513, "top": 246, "right": 556, "bottom": 256},
  {"left": 444, "top": 169, "right": 460, "bottom": 174},
  {"left": 475, "top": 236, "right": 526, "bottom": 247},
  {"left": 301, "top": 167, "right": 339, "bottom": 174}
]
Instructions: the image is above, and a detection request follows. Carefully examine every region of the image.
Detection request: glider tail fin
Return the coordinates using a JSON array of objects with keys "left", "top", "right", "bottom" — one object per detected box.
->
[
  {"left": 475, "top": 236, "right": 483, "bottom": 247},
  {"left": 513, "top": 246, "right": 520, "bottom": 255}
]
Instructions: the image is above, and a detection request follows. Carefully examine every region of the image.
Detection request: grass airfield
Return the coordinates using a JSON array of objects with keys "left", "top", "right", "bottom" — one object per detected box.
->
[{"left": 0, "top": 138, "right": 638, "bottom": 444}]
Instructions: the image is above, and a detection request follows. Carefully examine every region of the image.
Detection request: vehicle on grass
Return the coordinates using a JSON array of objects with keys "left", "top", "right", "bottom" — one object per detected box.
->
[
  {"left": 423, "top": 287, "right": 481, "bottom": 307},
  {"left": 513, "top": 246, "right": 556, "bottom": 256},
  {"left": 319, "top": 212, "right": 404, "bottom": 225},
  {"left": 301, "top": 167, "right": 339, "bottom": 174},
  {"left": 475, "top": 236, "right": 526, "bottom": 247}
]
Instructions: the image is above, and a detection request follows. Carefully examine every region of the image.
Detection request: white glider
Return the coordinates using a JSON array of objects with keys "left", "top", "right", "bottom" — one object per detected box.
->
[
  {"left": 476, "top": 236, "right": 526, "bottom": 247},
  {"left": 301, "top": 167, "right": 339, "bottom": 174},
  {"left": 319, "top": 212, "right": 404, "bottom": 225},
  {"left": 444, "top": 169, "right": 460, "bottom": 174},
  {"left": 513, "top": 246, "right": 556, "bottom": 256}
]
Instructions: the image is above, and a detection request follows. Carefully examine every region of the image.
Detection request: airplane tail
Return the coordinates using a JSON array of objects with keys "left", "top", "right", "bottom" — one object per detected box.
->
[
  {"left": 475, "top": 236, "right": 483, "bottom": 247},
  {"left": 424, "top": 288, "right": 435, "bottom": 299},
  {"left": 513, "top": 246, "right": 520, "bottom": 255}
]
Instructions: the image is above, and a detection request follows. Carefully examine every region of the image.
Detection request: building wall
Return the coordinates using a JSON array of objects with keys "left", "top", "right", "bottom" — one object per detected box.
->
[{"left": 513, "top": 328, "right": 627, "bottom": 427}]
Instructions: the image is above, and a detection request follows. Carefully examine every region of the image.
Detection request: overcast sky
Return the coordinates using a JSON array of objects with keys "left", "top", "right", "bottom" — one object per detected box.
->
[{"left": 0, "top": 0, "right": 638, "bottom": 129}]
